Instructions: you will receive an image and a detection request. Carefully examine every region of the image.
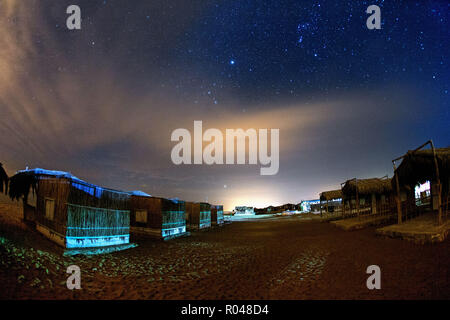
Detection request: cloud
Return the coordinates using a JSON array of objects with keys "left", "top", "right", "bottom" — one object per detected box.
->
[{"left": 0, "top": 2, "right": 424, "bottom": 210}]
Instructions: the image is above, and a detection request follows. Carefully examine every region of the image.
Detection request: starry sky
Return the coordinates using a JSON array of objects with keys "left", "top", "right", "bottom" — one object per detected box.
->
[{"left": 0, "top": 0, "right": 448, "bottom": 210}]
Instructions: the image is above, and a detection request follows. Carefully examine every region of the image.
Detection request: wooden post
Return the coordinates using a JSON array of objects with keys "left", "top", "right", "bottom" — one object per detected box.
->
[
  {"left": 430, "top": 141, "right": 443, "bottom": 225},
  {"left": 320, "top": 199, "right": 322, "bottom": 217},
  {"left": 342, "top": 198, "right": 346, "bottom": 217},
  {"left": 355, "top": 179, "right": 360, "bottom": 217},
  {"left": 392, "top": 159, "right": 403, "bottom": 224},
  {"left": 394, "top": 174, "right": 402, "bottom": 224},
  {"left": 348, "top": 199, "right": 351, "bottom": 216},
  {"left": 445, "top": 194, "right": 449, "bottom": 221},
  {"left": 340, "top": 183, "right": 345, "bottom": 218},
  {"left": 371, "top": 193, "right": 377, "bottom": 215}
]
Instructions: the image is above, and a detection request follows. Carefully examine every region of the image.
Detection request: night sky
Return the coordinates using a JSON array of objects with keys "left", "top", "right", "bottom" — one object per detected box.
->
[{"left": 0, "top": 0, "right": 448, "bottom": 210}]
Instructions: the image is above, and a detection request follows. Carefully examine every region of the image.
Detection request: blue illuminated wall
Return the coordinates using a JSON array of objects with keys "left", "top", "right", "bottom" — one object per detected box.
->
[{"left": 66, "top": 204, "right": 130, "bottom": 248}]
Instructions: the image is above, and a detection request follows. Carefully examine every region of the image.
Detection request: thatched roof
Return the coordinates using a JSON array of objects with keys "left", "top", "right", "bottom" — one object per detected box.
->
[
  {"left": 320, "top": 189, "right": 342, "bottom": 201},
  {"left": 394, "top": 147, "right": 450, "bottom": 191},
  {"left": 8, "top": 168, "right": 130, "bottom": 204},
  {"left": 342, "top": 177, "right": 392, "bottom": 196}
]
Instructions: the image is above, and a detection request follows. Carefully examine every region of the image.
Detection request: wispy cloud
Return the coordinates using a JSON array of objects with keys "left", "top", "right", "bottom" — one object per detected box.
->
[{"left": 0, "top": 2, "right": 428, "bottom": 210}]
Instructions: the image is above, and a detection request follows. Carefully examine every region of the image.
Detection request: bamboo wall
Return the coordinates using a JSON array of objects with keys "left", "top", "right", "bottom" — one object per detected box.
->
[
  {"left": 161, "top": 199, "right": 185, "bottom": 230},
  {"left": 66, "top": 204, "right": 129, "bottom": 237},
  {"left": 320, "top": 199, "right": 342, "bottom": 216},
  {"left": 444, "top": 176, "right": 450, "bottom": 222},
  {"left": 397, "top": 181, "right": 446, "bottom": 223},
  {"left": 342, "top": 192, "right": 395, "bottom": 219}
]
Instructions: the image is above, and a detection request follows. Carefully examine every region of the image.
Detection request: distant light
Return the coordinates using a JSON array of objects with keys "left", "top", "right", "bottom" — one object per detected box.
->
[{"left": 229, "top": 60, "right": 235, "bottom": 65}]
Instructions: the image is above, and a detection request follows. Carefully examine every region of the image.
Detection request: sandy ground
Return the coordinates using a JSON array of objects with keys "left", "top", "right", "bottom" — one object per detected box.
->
[{"left": 0, "top": 201, "right": 449, "bottom": 300}]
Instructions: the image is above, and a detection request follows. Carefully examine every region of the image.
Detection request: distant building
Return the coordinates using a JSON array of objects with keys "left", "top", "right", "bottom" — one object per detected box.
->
[
  {"left": 254, "top": 207, "right": 268, "bottom": 215},
  {"left": 234, "top": 206, "right": 255, "bottom": 215},
  {"left": 300, "top": 199, "right": 320, "bottom": 213},
  {"left": 280, "top": 203, "right": 301, "bottom": 212},
  {"left": 266, "top": 205, "right": 283, "bottom": 214}
]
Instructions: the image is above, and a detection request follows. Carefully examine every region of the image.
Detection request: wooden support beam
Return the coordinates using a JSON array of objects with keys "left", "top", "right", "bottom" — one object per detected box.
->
[
  {"left": 430, "top": 141, "right": 443, "bottom": 226},
  {"left": 355, "top": 179, "right": 360, "bottom": 217},
  {"left": 320, "top": 199, "right": 322, "bottom": 217}
]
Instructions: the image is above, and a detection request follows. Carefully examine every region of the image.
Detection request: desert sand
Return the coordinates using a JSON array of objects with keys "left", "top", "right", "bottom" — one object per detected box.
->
[{"left": 0, "top": 201, "right": 449, "bottom": 300}]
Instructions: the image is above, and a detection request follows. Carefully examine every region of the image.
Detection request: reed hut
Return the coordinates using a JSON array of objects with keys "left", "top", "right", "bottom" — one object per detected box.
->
[
  {"left": 254, "top": 207, "right": 269, "bottom": 215},
  {"left": 185, "top": 202, "right": 211, "bottom": 230},
  {"left": 392, "top": 142, "right": 450, "bottom": 225},
  {"left": 129, "top": 193, "right": 188, "bottom": 239},
  {"left": 341, "top": 177, "right": 394, "bottom": 218},
  {"left": 281, "top": 203, "right": 298, "bottom": 211},
  {"left": 319, "top": 189, "right": 343, "bottom": 216},
  {"left": 211, "top": 204, "right": 224, "bottom": 225},
  {"left": 8, "top": 168, "right": 131, "bottom": 249},
  {"left": 266, "top": 205, "right": 283, "bottom": 214}
]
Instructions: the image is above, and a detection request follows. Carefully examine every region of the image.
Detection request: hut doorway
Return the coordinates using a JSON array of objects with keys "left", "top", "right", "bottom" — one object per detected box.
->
[{"left": 414, "top": 181, "right": 431, "bottom": 207}]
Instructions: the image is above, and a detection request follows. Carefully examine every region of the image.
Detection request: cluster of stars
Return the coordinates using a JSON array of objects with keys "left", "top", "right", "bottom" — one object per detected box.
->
[{"left": 56, "top": 1, "right": 448, "bottom": 105}]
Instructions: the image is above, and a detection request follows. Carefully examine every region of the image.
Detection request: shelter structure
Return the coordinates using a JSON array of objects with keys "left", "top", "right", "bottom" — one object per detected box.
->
[
  {"left": 392, "top": 141, "right": 449, "bottom": 225},
  {"left": 185, "top": 202, "right": 211, "bottom": 230},
  {"left": 129, "top": 192, "right": 188, "bottom": 240},
  {"left": 319, "top": 189, "right": 343, "bottom": 216},
  {"left": 8, "top": 168, "right": 131, "bottom": 251},
  {"left": 341, "top": 177, "right": 394, "bottom": 219},
  {"left": 211, "top": 204, "right": 224, "bottom": 225}
]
